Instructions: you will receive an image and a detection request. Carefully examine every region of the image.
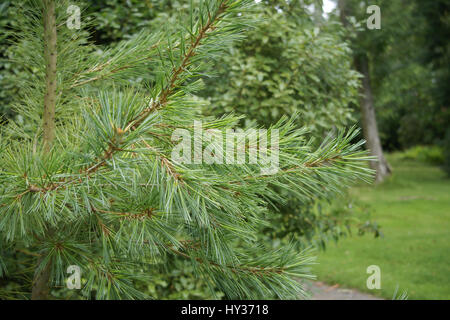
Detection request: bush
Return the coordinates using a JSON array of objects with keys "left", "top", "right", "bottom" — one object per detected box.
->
[
  {"left": 202, "top": 3, "right": 359, "bottom": 134},
  {"left": 400, "top": 145, "right": 444, "bottom": 165}
]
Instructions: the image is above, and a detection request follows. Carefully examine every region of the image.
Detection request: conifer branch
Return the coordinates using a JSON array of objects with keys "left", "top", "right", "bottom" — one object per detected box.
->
[
  {"left": 93, "top": 206, "right": 156, "bottom": 220},
  {"left": 168, "top": 247, "right": 286, "bottom": 276},
  {"left": 132, "top": 0, "right": 230, "bottom": 128},
  {"left": 20, "top": 0, "right": 234, "bottom": 191}
]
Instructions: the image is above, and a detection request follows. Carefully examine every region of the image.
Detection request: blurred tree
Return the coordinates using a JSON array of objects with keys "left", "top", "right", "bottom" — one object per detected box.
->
[
  {"left": 416, "top": 0, "right": 450, "bottom": 113},
  {"left": 337, "top": 0, "right": 391, "bottom": 183},
  {"left": 415, "top": 0, "right": 450, "bottom": 172}
]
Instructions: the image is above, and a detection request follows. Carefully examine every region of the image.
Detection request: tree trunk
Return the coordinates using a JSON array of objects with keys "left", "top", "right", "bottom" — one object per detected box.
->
[
  {"left": 32, "top": 0, "right": 57, "bottom": 299},
  {"left": 338, "top": 0, "right": 391, "bottom": 183},
  {"left": 31, "top": 257, "right": 52, "bottom": 300},
  {"left": 356, "top": 55, "right": 391, "bottom": 183},
  {"left": 42, "top": 0, "right": 57, "bottom": 153}
]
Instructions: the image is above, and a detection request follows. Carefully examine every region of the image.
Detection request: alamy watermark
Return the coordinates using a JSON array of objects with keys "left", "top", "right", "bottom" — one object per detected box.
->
[
  {"left": 366, "top": 265, "right": 381, "bottom": 289},
  {"left": 66, "top": 265, "right": 81, "bottom": 290},
  {"left": 66, "top": 5, "right": 81, "bottom": 30},
  {"left": 171, "top": 121, "right": 279, "bottom": 175},
  {"left": 367, "top": 5, "right": 381, "bottom": 30}
]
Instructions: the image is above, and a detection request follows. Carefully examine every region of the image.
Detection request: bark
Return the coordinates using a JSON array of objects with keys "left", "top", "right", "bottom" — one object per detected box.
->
[
  {"left": 42, "top": 0, "right": 57, "bottom": 153},
  {"left": 338, "top": 0, "right": 391, "bottom": 183},
  {"left": 31, "top": 257, "right": 52, "bottom": 300},
  {"left": 32, "top": 0, "right": 57, "bottom": 300}
]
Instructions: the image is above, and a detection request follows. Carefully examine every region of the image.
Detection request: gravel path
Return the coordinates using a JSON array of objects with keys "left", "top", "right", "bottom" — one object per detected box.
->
[{"left": 304, "top": 281, "right": 383, "bottom": 300}]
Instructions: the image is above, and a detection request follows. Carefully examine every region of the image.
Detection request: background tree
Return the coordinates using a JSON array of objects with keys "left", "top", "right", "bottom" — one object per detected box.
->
[
  {"left": 337, "top": 0, "right": 391, "bottom": 183},
  {"left": 414, "top": 0, "right": 450, "bottom": 175},
  {"left": 335, "top": 0, "right": 449, "bottom": 175}
]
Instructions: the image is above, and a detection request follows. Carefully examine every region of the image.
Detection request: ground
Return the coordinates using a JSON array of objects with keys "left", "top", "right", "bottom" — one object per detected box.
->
[
  {"left": 312, "top": 153, "right": 450, "bottom": 300},
  {"left": 304, "top": 280, "right": 382, "bottom": 300}
]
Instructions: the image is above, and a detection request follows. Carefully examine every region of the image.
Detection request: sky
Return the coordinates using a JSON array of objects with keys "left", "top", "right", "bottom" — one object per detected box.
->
[
  {"left": 254, "top": 0, "right": 337, "bottom": 17},
  {"left": 323, "top": 0, "right": 337, "bottom": 14}
]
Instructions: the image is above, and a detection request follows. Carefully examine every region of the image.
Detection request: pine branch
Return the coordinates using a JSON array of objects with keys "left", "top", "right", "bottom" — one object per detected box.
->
[
  {"left": 131, "top": 0, "right": 230, "bottom": 127},
  {"left": 69, "top": 41, "right": 162, "bottom": 89},
  {"left": 168, "top": 246, "right": 286, "bottom": 276},
  {"left": 15, "top": 1, "right": 236, "bottom": 192}
]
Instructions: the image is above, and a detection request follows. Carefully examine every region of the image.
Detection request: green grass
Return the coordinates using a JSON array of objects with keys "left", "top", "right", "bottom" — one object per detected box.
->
[{"left": 313, "top": 153, "right": 450, "bottom": 299}]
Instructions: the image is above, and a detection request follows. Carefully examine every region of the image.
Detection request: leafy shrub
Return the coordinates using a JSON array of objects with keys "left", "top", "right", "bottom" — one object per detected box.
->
[
  {"left": 400, "top": 145, "right": 444, "bottom": 165},
  {"left": 202, "top": 3, "right": 360, "bottom": 134}
]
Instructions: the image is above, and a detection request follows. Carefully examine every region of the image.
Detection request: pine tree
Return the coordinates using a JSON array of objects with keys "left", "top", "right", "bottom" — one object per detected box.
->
[{"left": 0, "top": 0, "right": 372, "bottom": 299}]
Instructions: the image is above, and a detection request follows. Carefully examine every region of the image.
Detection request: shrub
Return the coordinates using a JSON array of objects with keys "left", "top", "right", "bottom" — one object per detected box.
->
[{"left": 400, "top": 145, "right": 444, "bottom": 165}]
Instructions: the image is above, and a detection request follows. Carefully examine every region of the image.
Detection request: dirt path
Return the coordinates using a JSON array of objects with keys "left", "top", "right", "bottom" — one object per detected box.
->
[{"left": 304, "top": 281, "right": 383, "bottom": 300}]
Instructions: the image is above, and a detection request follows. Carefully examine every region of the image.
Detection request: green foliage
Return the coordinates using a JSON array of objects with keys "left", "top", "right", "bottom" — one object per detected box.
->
[
  {"left": 392, "top": 287, "right": 408, "bottom": 300},
  {"left": 85, "top": 0, "right": 171, "bottom": 45},
  {"left": 143, "top": 257, "right": 224, "bottom": 299},
  {"left": 400, "top": 145, "right": 444, "bottom": 166},
  {"left": 337, "top": 0, "right": 449, "bottom": 151},
  {"left": 263, "top": 194, "right": 381, "bottom": 251},
  {"left": 0, "top": 0, "right": 372, "bottom": 299},
  {"left": 202, "top": 2, "right": 359, "bottom": 133},
  {"left": 198, "top": 1, "right": 378, "bottom": 253},
  {"left": 415, "top": 0, "right": 450, "bottom": 117},
  {"left": 375, "top": 63, "right": 439, "bottom": 151},
  {"left": 0, "top": 1, "right": 19, "bottom": 119}
]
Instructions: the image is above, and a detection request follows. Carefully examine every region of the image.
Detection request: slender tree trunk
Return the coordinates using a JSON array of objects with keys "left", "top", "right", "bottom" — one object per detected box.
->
[
  {"left": 31, "top": 0, "right": 57, "bottom": 300},
  {"left": 42, "top": 0, "right": 57, "bottom": 153},
  {"left": 356, "top": 55, "right": 391, "bottom": 183},
  {"left": 338, "top": 0, "right": 391, "bottom": 183},
  {"left": 31, "top": 258, "right": 52, "bottom": 300}
]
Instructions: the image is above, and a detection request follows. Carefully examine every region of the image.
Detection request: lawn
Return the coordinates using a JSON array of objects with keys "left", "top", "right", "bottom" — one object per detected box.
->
[{"left": 313, "top": 153, "right": 450, "bottom": 299}]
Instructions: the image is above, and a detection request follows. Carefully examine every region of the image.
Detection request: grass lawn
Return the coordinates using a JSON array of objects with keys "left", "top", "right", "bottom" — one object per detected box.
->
[{"left": 313, "top": 153, "right": 450, "bottom": 299}]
